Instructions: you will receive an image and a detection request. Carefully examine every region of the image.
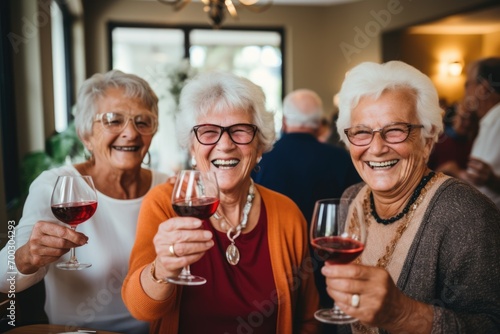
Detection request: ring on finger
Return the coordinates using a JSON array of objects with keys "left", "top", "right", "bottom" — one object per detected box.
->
[
  {"left": 351, "top": 293, "right": 360, "bottom": 308},
  {"left": 169, "top": 243, "right": 178, "bottom": 257}
]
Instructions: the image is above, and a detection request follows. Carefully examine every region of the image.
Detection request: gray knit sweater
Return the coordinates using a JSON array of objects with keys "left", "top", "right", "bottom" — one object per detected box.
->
[{"left": 338, "top": 178, "right": 500, "bottom": 334}]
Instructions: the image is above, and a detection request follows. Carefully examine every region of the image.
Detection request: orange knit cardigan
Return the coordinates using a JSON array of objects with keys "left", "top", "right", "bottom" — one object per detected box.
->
[{"left": 122, "top": 183, "right": 320, "bottom": 333}]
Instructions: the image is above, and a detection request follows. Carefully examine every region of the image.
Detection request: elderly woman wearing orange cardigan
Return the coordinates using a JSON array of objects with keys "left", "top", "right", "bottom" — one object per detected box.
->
[{"left": 122, "top": 71, "right": 320, "bottom": 333}]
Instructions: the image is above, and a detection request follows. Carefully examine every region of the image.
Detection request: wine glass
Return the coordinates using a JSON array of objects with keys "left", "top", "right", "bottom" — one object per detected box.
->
[
  {"left": 168, "top": 170, "right": 220, "bottom": 285},
  {"left": 51, "top": 175, "right": 98, "bottom": 270},
  {"left": 310, "top": 198, "right": 366, "bottom": 324}
]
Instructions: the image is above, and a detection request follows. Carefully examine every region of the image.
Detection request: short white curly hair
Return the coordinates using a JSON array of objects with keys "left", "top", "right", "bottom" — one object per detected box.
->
[{"left": 337, "top": 61, "right": 444, "bottom": 148}]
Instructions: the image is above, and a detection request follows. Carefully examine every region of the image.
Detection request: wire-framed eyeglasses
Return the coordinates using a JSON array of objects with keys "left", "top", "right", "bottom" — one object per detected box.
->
[
  {"left": 344, "top": 122, "right": 424, "bottom": 146},
  {"left": 193, "top": 123, "right": 258, "bottom": 145},
  {"left": 94, "top": 112, "right": 158, "bottom": 135}
]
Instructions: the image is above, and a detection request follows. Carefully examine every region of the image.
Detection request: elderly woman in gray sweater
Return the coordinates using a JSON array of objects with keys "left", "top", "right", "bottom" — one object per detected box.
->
[{"left": 320, "top": 61, "right": 500, "bottom": 333}]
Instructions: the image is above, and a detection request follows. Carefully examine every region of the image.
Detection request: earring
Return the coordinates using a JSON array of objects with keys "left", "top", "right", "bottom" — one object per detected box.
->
[
  {"left": 191, "top": 156, "right": 197, "bottom": 169},
  {"left": 84, "top": 148, "right": 94, "bottom": 161},
  {"left": 142, "top": 151, "right": 151, "bottom": 166},
  {"left": 254, "top": 156, "right": 262, "bottom": 173}
]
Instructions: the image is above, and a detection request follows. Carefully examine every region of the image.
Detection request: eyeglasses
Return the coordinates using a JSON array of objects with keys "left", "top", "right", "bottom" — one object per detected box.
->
[
  {"left": 192, "top": 123, "right": 258, "bottom": 145},
  {"left": 344, "top": 122, "right": 424, "bottom": 146},
  {"left": 95, "top": 112, "right": 158, "bottom": 135}
]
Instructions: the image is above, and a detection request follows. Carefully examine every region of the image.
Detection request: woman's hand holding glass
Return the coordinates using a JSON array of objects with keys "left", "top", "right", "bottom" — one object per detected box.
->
[
  {"left": 310, "top": 198, "right": 366, "bottom": 324},
  {"left": 153, "top": 170, "right": 219, "bottom": 286},
  {"left": 321, "top": 261, "right": 424, "bottom": 331},
  {"left": 51, "top": 175, "right": 98, "bottom": 270}
]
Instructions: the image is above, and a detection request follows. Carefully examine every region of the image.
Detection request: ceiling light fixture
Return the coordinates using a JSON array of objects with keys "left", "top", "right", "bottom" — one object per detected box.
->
[{"left": 158, "top": 0, "right": 273, "bottom": 28}]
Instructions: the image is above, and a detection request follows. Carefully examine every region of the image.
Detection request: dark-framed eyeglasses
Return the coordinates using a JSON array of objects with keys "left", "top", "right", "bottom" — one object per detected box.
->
[
  {"left": 192, "top": 123, "right": 258, "bottom": 145},
  {"left": 94, "top": 112, "right": 158, "bottom": 135},
  {"left": 344, "top": 122, "right": 424, "bottom": 146}
]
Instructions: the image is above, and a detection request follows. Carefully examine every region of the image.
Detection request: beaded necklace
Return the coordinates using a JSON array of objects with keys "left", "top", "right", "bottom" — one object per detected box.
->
[
  {"left": 370, "top": 171, "right": 436, "bottom": 225},
  {"left": 363, "top": 171, "right": 438, "bottom": 268},
  {"left": 212, "top": 180, "right": 255, "bottom": 265}
]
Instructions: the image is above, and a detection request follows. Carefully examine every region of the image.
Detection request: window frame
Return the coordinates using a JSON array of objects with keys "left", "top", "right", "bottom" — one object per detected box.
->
[
  {"left": 0, "top": 0, "right": 19, "bottom": 207},
  {"left": 107, "top": 22, "right": 286, "bottom": 101},
  {"left": 53, "top": 0, "right": 75, "bottom": 127}
]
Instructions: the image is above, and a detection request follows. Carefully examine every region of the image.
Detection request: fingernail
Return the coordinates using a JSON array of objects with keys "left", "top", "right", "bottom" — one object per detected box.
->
[{"left": 203, "top": 231, "right": 212, "bottom": 239}]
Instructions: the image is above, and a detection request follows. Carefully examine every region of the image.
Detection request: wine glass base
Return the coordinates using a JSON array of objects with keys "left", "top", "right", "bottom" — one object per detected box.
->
[
  {"left": 56, "top": 262, "right": 92, "bottom": 270},
  {"left": 314, "top": 308, "right": 358, "bottom": 325},
  {"left": 166, "top": 275, "right": 206, "bottom": 286}
]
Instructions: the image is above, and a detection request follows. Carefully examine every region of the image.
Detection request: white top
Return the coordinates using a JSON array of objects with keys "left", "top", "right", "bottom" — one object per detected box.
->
[
  {"left": 0, "top": 164, "right": 168, "bottom": 333},
  {"left": 470, "top": 102, "right": 500, "bottom": 209}
]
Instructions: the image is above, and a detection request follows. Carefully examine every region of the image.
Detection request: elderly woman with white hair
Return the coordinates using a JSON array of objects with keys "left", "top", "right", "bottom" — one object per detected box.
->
[
  {"left": 0, "top": 70, "right": 168, "bottom": 333},
  {"left": 122, "top": 71, "right": 320, "bottom": 333},
  {"left": 320, "top": 61, "right": 500, "bottom": 333}
]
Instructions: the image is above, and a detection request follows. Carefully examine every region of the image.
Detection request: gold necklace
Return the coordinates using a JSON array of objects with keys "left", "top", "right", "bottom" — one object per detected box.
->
[
  {"left": 360, "top": 172, "right": 440, "bottom": 268},
  {"left": 212, "top": 180, "right": 255, "bottom": 265}
]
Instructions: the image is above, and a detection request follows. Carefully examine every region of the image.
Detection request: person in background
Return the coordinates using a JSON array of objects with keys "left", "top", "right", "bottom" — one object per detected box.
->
[
  {"left": 318, "top": 114, "right": 333, "bottom": 143},
  {"left": 452, "top": 57, "right": 500, "bottom": 208},
  {"left": 427, "top": 102, "right": 479, "bottom": 176},
  {"left": 322, "top": 60, "right": 500, "bottom": 333},
  {"left": 252, "top": 88, "right": 361, "bottom": 311},
  {"left": 0, "top": 70, "right": 168, "bottom": 333},
  {"left": 122, "top": 72, "right": 319, "bottom": 333}
]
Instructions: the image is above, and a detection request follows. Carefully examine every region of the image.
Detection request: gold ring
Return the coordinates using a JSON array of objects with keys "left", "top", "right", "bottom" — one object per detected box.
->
[
  {"left": 169, "top": 244, "right": 178, "bottom": 257},
  {"left": 351, "top": 294, "right": 360, "bottom": 308}
]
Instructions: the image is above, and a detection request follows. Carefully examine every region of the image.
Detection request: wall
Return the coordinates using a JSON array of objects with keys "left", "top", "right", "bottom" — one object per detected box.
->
[
  {"left": 483, "top": 30, "right": 500, "bottom": 56},
  {"left": 400, "top": 33, "right": 483, "bottom": 104},
  {"left": 321, "top": 0, "right": 500, "bottom": 103}
]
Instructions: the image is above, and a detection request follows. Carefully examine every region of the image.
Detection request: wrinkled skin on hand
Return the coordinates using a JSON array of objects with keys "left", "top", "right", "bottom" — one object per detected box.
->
[
  {"left": 15, "top": 221, "right": 88, "bottom": 274},
  {"left": 322, "top": 263, "right": 433, "bottom": 333}
]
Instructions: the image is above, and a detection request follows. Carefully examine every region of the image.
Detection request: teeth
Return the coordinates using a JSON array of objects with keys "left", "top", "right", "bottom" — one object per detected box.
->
[
  {"left": 113, "top": 146, "right": 138, "bottom": 151},
  {"left": 212, "top": 159, "right": 239, "bottom": 168},
  {"left": 369, "top": 160, "right": 398, "bottom": 168}
]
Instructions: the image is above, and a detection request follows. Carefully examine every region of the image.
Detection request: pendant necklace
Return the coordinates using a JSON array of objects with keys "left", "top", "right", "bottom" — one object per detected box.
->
[{"left": 213, "top": 180, "right": 255, "bottom": 265}]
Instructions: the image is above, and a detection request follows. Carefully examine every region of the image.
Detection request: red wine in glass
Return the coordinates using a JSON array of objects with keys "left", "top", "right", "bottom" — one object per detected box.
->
[
  {"left": 312, "top": 236, "right": 364, "bottom": 264},
  {"left": 51, "top": 201, "right": 98, "bottom": 227},
  {"left": 51, "top": 175, "right": 98, "bottom": 270},
  {"left": 172, "top": 197, "right": 220, "bottom": 219},
  {"left": 310, "top": 198, "right": 366, "bottom": 324},
  {"left": 167, "top": 170, "right": 219, "bottom": 285}
]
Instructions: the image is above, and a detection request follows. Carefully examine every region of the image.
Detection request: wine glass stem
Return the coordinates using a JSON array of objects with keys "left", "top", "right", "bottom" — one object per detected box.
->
[
  {"left": 68, "top": 226, "right": 78, "bottom": 264},
  {"left": 180, "top": 265, "right": 192, "bottom": 278},
  {"left": 332, "top": 304, "right": 343, "bottom": 314}
]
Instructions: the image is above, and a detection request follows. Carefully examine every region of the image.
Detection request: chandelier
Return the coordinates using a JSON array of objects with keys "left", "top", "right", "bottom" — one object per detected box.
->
[{"left": 158, "top": 0, "right": 273, "bottom": 28}]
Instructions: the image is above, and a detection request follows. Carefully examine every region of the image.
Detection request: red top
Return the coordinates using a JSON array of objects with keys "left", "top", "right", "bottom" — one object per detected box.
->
[{"left": 178, "top": 203, "right": 277, "bottom": 333}]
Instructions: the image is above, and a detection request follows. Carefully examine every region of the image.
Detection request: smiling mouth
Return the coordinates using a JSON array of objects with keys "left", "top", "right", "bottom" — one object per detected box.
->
[
  {"left": 112, "top": 146, "right": 140, "bottom": 152},
  {"left": 367, "top": 160, "right": 398, "bottom": 169},
  {"left": 212, "top": 159, "right": 239, "bottom": 169}
]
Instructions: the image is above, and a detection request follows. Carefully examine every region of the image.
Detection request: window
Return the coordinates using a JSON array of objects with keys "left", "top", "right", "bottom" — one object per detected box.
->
[{"left": 109, "top": 24, "right": 284, "bottom": 175}]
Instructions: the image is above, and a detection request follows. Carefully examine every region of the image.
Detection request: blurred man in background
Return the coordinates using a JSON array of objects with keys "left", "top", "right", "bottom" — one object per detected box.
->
[{"left": 252, "top": 88, "right": 361, "bottom": 312}]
